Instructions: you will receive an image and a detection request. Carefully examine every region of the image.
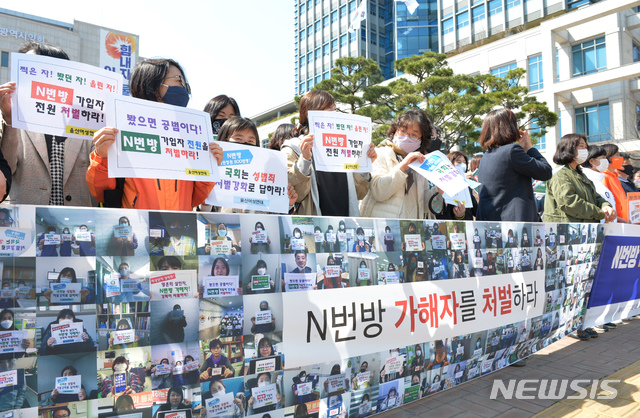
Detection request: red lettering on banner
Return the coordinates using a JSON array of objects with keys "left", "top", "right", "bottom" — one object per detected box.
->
[
  {"left": 322, "top": 133, "right": 347, "bottom": 148},
  {"left": 31, "top": 81, "right": 73, "bottom": 105}
]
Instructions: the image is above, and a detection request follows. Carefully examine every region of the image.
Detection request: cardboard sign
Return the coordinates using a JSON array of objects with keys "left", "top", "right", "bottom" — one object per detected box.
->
[
  {"left": 252, "top": 230, "right": 268, "bottom": 244},
  {"left": 404, "top": 234, "right": 422, "bottom": 251},
  {"left": 0, "top": 370, "right": 17, "bottom": 388},
  {"left": 75, "top": 231, "right": 92, "bottom": 241},
  {"left": 50, "top": 282, "right": 82, "bottom": 303},
  {"left": 251, "top": 275, "right": 271, "bottom": 291},
  {"left": 255, "top": 310, "right": 272, "bottom": 325},
  {"left": 431, "top": 235, "right": 446, "bottom": 250},
  {"left": 44, "top": 234, "right": 61, "bottom": 245},
  {"left": 290, "top": 238, "right": 305, "bottom": 251},
  {"left": 120, "top": 278, "right": 139, "bottom": 293},
  {"left": 0, "top": 331, "right": 27, "bottom": 353},
  {"left": 450, "top": 233, "right": 466, "bottom": 250},
  {"left": 251, "top": 383, "right": 277, "bottom": 409},
  {"left": 284, "top": 273, "right": 316, "bottom": 292},
  {"left": 325, "top": 373, "right": 346, "bottom": 393},
  {"left": 55, "top": 375, "right": 81, "bottom": 394},
  {"left": 113, "top": 225, "right": 133, "bottom": 238},
  {"left": 112, "top": 329, "right": 135, "bottom": 345},
  {"left": 210, "top": 240, "right": 232, "bottom": 255},
  {"left": 51, "top": 321, "right": 83, "bottom": 345},
  {"left": 297, "top": 382, "right": 313, "bottom": 396},
  {"left": 149, "top": 270, "right": 196, "bottom": 299},
  {"left": 155, "top": 364, "right": 171, "bottom": 375},
  {"left": 255, "top": 357, "right": 277, "bottom": 373},
  {"left": 106, "top": 277, "right": 121, "bottom": 298},
  {"left": 325, "top": 265, "right": 341, "bottom": 278},
  {"left": 207, "top": 392, "right": 235, "bottom": 417},
  {"left": 204, "top": 276, "right": 239, "bottom": 297}
]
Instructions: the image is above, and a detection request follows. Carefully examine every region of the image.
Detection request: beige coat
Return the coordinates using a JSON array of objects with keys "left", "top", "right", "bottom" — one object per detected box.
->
[{"left": 0, "top": 124, "right": 95, "bottom": 206}]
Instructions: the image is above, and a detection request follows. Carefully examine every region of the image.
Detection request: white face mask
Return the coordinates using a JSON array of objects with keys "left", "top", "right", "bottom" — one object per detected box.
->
[
  {"left": 455, "top": 164, "right": 466, "bottom": 176},
  {"left": 574, "top": 149, "right": 588, "bottom": 165},
  {"left": 1, "top": 320, "right": 12, "bottom": 329},
  {"left": 357, "top": 235, "right": 364, "bottom": 241},
  {"left": 60, "top": 278, "right": 72, "bottom": 284},
  {"left": 257, "top": 268, "right": 267, "bottom": 275},
  {"left": 114, "top": 364, "right": 128, "bottom": 372},
  {"left": 393, "top": 135, "right": 421, "bottom": 154},
  {"left": 595, "top": 158, "right": 609, "bottom": 173},
  {"left": 59, "top": 319, "right": 73, "bottom": 324}
]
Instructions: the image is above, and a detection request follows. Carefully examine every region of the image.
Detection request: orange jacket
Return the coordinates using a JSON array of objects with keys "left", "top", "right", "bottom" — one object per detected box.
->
[
  {"left": 86, "top": 151, "right": 214, "bottom": 211},
  {"left": 603, "top": 170, "right": 628, "bottom": 221}
]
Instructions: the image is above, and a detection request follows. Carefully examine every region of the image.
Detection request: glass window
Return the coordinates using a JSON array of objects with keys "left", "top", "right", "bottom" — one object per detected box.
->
[
  {"left": 315, "top": 48, "right": 321, "bottom": 60},
  {"left": 491, "top": 62, "right": 516, "bottom": 79},
  {"left": 324, "top": 71, "right": 330, "bottom": 80},
  {"left": 307, "top": 53, "right": 313, "bottom": 65},
  {"left": 300, "top": 28, "right": 306, "bottom": 40},
  {"left": 528, "top": 55, "right": 543, "bottom": 91},
  {"left": 331, "top": 10, "right": 338, "bottom": 23},
  {"left": 506, "top": 0, "right": 520, "bottom": 9},
  {"left": 472, "top": 5, "right": 485, "bottom": 22},
  {"left": 530, "top": 119, "right": 545, "bottom": 151},
  {"left": 341, "top": 34, "right": 347, "bottom": 47},
  {"left": 315, "top": 20, "right": 322, "bottom": 32},
  {"left": 323, "top": 44, "right": 329, "bottom": 56},
  {"left": 442, "top": 18, "right": 453, "bottom": 35},
  {"left": 457, "top": 11, "right": 469, "bottom": 29},
  {"left": 350, "top": 31, "right": 357, "bottom": 43},
  {"left": 299, "top": 3, "right": 305, "bottom": 15},
  {"left": 556, "top": 49, "right": 559, "bottom": 82},
  {"left": 316, "top": 75, "right": 322, "bottom": 84},
  {"left": 300, "top": 57, "right": 306, "bottom": 67},
  {"left": 323, "top": 16, "right": 329, "bottom": 27},
  {"left": 489, "top": 0, "right": 503, "bottom": 16},
  {"left": 0, "top": 51, "right": 8, "bottom": 68},
  {"left": 575, "top": 103, "right": 610, "bottom": 142},
  {"left": 572, "top": 37, "right": 606, "bottom": 77},
  {"left": 308, "top": 25, "right": 313, "bottom": 36},
  {"left": 308, "top": 80, "right": 314, "bottom": 90},
  {"left": 634, "top": 42, "right": 640, "bottom": 62},
  {"left": 371, "top": 33, "right": 377, "bottom": 45},
  {"left": 332, "top": 39, "right": 338, "bottom": 51},
  {"left": 340, "top": 5, "right": 347, "bottom": 18},
  {"left": 349, "top": 1, "right": 356, "bottom": 13}
]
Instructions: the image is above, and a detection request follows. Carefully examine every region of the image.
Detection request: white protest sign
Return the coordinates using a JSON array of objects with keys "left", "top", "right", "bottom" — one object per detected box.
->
[
  {"left": 380, "top": 271, "right": 399, "bottom": 284},
  {"left": 106, "top": 277, "right": 120, "bottom": 298},
  {"left": 155, "top": 364, "right": 171, "bottom": 375},
  {"left": 10, "top": 52, "right": 123, "bottom": 139},
  {"left": 450, "top": 233, "right": 466, "bottom": 250},
  {"left": 356, "top": 371, "right": 370, "bottom": 385},
  {"left": 51, "top": 321, "right": 84, "bottom": 345},
  {"left": 325, "top": 265, "right": 341, "bottom": 278},
  {"left": 106, "top": 94, "right": 220, "bottom": 182},
  {"left": 473, "top": 257, "right": 484, "bottom": 269},
  {"left": 0, "top": 228, "right": 32, "bottom": 257},
  {"left": 184, "top": 360, "right": 199, "bottom": 372},
  {"left": 203, "top": 276, "right": 239, "bottom": 297},
  {"left": 409, "top": 151, "right": 468, "bottom": 196},
  {"left": 404, "top": 234, "right": 422, "bottom": 251},
  {"left": 251, "top": 275, "right": 271, "bottom": 291},
  {"left": 358, "top": 268, "right": 370, "bottom": 281},
  {"left": 149, "top": 270, "right": 196, "bottom": 300},
  {"left": 0, "top": 331, "right": 26, "bottom": 353},
  {"left": 210, "top": 240, "right": 232, "bottom": 255},
  {"left": 112, "top": 329, "right": 135, "bottom": 345},
  {"left": 251, "top": 383, "right": 277, "bottom": 409},
  {"left": 308, "top": 111, "right": 373, "bottom": 173},
  {"left": 252, "top": 230, "right": 269, "bottom": 244},
  {"left": 205, "top": 141, "right": 288, "bottom": 213},
  {"left": 0, "top": 289, "right": 13, "bottom": 299},
  {"left": 75, "top": 231, "right": 92, "bottom": 242},
  {"left": 359, "top": 401, "right": 372, "bottom": 416},
  {"left": 385, "top": 355, "right": 405, "bottom": 374},
  {"left": 207, "top": 392, "right": 235, "bottom": 417},
  {"left": 325, "top": 373, "right": 347, "bottom": 393},
  {"left": 120, "top": 278, "right": 139, "bottom": 292},
  {"left": 255, "top": 310, "right": 272, "bottom": 325},
  {"left": 297, "top": 382, "right": 313, "bottom": 396},
  {"left": 284, "top": 273, "right": 316, "bottom": 292},
  {"left": 337, "top": 232, "right": 347, "bottom": 242},
  {"left": 50, "top": 282, "right": 82, "bottom": 304},
  {"left": 162, "top": 412, "right": 187, "bottom": 418},
  {"left": 443, "top": 187, "right": 473, "bottom": 208},
  {"left": 290, "top": 238, "right": 305, "bottom": 251},
  {"left": 314, "top": 232, "right": 323, "bottom": 242},
  {"left": 327, "top": 232, "right": 337, "bottom": 242},
  {"left": 255, "top": 357, "right": 277, "bottom": 373},
  {"left": 0, "top": 370, "right": 17, "bottom": 388},
  {"left": 431, "top": 235, "right": 446, "bottom": 250},
  {"left": 113, "top": 225, "right": 132, "bottom": 238},
  {"left": 55, "top": 375, "right": 82, "bottom": 394},
  {"left": 44, "top": 234, "right": 61, "bottom": 245}
]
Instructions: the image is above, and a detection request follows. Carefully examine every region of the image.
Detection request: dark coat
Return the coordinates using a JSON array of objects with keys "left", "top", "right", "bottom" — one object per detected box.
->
[{"left": 476, "top": 143, "right": 551, "bottom": 222}]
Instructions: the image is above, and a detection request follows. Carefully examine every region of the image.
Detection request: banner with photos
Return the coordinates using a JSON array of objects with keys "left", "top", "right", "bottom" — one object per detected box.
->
[{"left": 0, "top": 203, "right": 613, "bottom": 418}]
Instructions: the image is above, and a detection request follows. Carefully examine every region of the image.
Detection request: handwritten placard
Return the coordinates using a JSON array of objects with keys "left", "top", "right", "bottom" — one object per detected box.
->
[
  {"left": 324, "top": 265, "right": 341, "bottom": 278},
  {"left": 210, "top": 240, "right": 232, "bottom": 255},
  {"left": 149, "top": 270, "right": 196, "bottom": 300},
  {"left": 450, "top": 233, "right": 466, "bottom": 250},
  {"left": 251, "top": 383, "right": 277, "bottom": 409},
  {"left": 207, "top": 392, "right": 235, "bottom": 417},
  {"left": 113, "top": 225, "right": 132, "bottom": 238},
  {"left": 404, "top": 234, "right": 422, "bottom": 251}
]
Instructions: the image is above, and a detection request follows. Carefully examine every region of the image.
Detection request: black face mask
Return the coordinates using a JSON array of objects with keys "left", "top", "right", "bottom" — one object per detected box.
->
[
  {"left": 212, "top": 119, "right": 227, "bottom": 135},
  {"left": 622, "top": 164, "right": 634, "bottom": 178}
]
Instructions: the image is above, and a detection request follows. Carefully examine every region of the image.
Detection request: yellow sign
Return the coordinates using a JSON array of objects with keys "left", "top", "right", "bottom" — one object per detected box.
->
[
  {"left": 65, "top": 126, "right": 96, "bottom": 137},
  {"left": 344, "top": 163, "right": 360, "bottom": 170},
  {"left": 186, "top": 168, "right": 210, "bottom": 176}
]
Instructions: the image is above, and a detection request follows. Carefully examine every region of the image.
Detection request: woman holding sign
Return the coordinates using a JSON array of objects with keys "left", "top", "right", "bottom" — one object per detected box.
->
[
  {"left": 87, "top": 58, "right": 224, "bottom": 211},
  {"left": 49, "top": 366, "right": 87, "bottom": 405},
  {"left": 476, "top": 108, "right": 552, "bottom": 222},
  {"left": 153, "top": 387, "right": 191, "bottom": 418},
  {"left": 360, "top": 109, "right": 434, "bottom": 219},
  {"left": 282, "top": 90, "right": 376, "bottom": 216},
  {"left": 110, "top": 216, "right": 139, "bottom": 256},
  {"left": 43, "top": 268, "right": 92, "bottom": 305},
  {"left": 0, "top": 309, "right": 30, "bottom": 360},
  {"left": 39, "top": 309, "right": 94, "bottom": 355},
  {"left": 107, "top": 319, "right": 140, "bottom": 349}
]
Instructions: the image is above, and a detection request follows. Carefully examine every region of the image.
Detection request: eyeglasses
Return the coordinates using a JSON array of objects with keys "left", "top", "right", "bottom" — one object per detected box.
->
[
  {"left": 163, "top": 74, "right": 191, "bottom": 94},
  {"left": 54, "top": 414, "right": 70, "bottom": 418}
]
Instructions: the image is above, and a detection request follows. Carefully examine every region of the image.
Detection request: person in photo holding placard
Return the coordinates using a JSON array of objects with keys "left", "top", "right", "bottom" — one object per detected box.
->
[
  {"left": 0, "top": 42, "right": 89, "bottom": 207},
  {"left": 43, "top": 267, "right": 92, "bottom": 306},
  {"left": 87, "top": 58, "right": 224, "bottom": 210},
  {"left": 200, "top": 339, "right": 235, "bottom": 382},
  {"left": 0, "top": 282, "right": 16, "bottom": 309},
  {"left": 282, "top": 90, "right": 376, "bottom": 217},
  {"left": 74, "top": 224, "right": 96, "bottom": 256},
  {"left": 48, "top": 365, "right": 87, "bottom": 405},
  {"left": 201, "top": 379, "right": 245, "bottom": 418},
  {"left": 59, "top": 227, "right": 72, "bottom": 257},
  {"left": 249, "top": 222, "right": 271, "bottom": 254},
  {"left": 476, "top": 109, "right": 552, "bottom": 222},
  {"left": 38, "top": 225, "right": 60, "bottom": 257},
  {"left": 360, "top": 109, "right": 433, "bottom": 219},
  {"left": 355, "top": 260, "right": 370, "bottom": 287},
  {"left": 110, "top": 216, "right": 139, "bottom": 256},
  {"left": 107, "top": 319, "right": 140, "bottom": 350},
  {"left": 200, "top": 223, "right": 238, "bottom": 256},
  {"left": 153, "top": 387, "right": 192, "bottom": 418},
  {"left": 38, "top": 309, "right": 94, "bottom": 355},
  {"left": 151, "top": 358, "right": 173, "bottom": 390},
  {"left": 0, "top": 309, "right": 30, "bottom": 360},
  {"left": 351, "top": 227, "right": 371, "bottom": 253},
  {"left": 99, "top": 355, "right": 144, "bottom": 398},
  {"left": 246, "top": 372, "right": 283, "bottom": 415},
  {"left": 244, "top": 259, "right": 274, "bottom": 295},
  {"left": 316, "top": 255, "right": 347, "bottom": 290},
  {"left": 250, "top": 301, "right": 276, "bottom": 334}
]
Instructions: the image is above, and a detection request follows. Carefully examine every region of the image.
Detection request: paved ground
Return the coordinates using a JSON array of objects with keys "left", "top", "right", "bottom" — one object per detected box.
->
[{"left": 378, "top": 318, "right": 640, "bottom": 418}]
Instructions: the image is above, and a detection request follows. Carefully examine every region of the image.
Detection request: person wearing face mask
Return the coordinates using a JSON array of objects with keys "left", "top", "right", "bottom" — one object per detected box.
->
[
  {"left": 43, "top": 267, "right": 91, "bottom": 305},
  {"left": 38, "top": 226, "right": 60, "bottom": 257},
  {"left": 337, "top": 221, "right": 348, "bottom": 252},
  {"left": 323, "top": 225, "right": 339, "bottom": 253},
  {"left": 110, "top": 262, "right": 148, "bottom": 303},
  {"left": 360, "top": 109, "right": 434, "bottom": 219},
  {"left": 39, "top": 309, "right": 94, "bottom": 355},
  {"left": 247, "top": 372, "right": 283, "bottom": 415},
  {"left": 430, "top": 151, "right": 477, "bottom": 220},
  {"left": 351, "top": 227, "right": 372, "bottom": 252},
  {"left": 204, "top": 95, "right": 241, "bottom": 136},
  {"left": 251, "top": 301, "right": 276, "bottom": 334},
  {"left": 110, "top": 216, "right": 138, "bottom": 256},
  {"left": 58, "top": 227, "right": 72, "bottom": 257},
  {"left": 99, "top": 356, "right": 143, "bottom": 398},
  {"left": 202, "top": 379, "right": 245, "bottom": 418},
  {"left": 74, "top": 224, "right": 96, "bottom": 256},
  {"left": 382, "top": 226, "right": 395, "bottom": 251},
  {"left": 151, "top": 358, "right": 174, "bottom": 390},
  {"left": 0, "top": 309, "right": 29, "bottom": 360},
  {"left": 617, "top": 153, "right": 639, "bottom": 195},
  {"left": 521, "top": 227, "right": 531, "bottom": 247},
  {"left": 107, "top": 318, "right": 140, "bottom": 349},
  {"left": 292, "top": 370, "right": 317, "bottom": 405},
  {"left": 601, "top": 143, "right": 629, "bottom": 222},
  {"left": 581, "top": 147, "right": 617, "bottom": 224},
  {"left": 544, "top": 134, "right": 615, "bottom": 223},
  {"left": 317, "top": 255, "right": 347, "bottom": 290},
  {"left": 244, "top": 259, "right": 275, "bottom": 294},
  {"left": 250, "top": 222, "right": 271, "bottom": 254},
  {"left": 87, "top": 58, "right": 224, "bottom": 210},
  {"left": 409, "top": 344, "right": 425, "bottom": 373},
  {"left": 282, "top": 90, "right": 376, "bottom": 217},
  {"left": 351, "top": 361, "right": 373, "bottom": 390},
  {"left": 403, "top": 254, "right": 425, "bottom": 283},
  {"left": 207, "top": 223, "right": 238, "bottom": 255},
  {"left": 0, "top": 282, "right": 14, "bottom": 309}
]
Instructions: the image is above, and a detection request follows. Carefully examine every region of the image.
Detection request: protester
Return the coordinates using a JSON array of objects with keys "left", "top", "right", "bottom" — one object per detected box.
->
[
  {"left": 204, "top": 94, "right": 241, "bottom": 135},
  {"left": 107, "top": 319, "right": 141, "bottom": 349},
  {"left": 282, "top": 90, "right": 376, "bottom": 216},
  {"left": 39, "top": 309, "right": 95, "bottom": 355},
  {"left": 200, "top": 339, "right": 235, "bottom": 382},
  {"left": 164, "top": 304, "right": 187, "bottom": 343},
  {"left": 110, "top": 216, "right": 138, "bottom": 256},
  {"left": 43, "top": 267, "right": 92, "bottom": 305},
  {"left": 601, "top": 143, "right": 629, "bottom": 222},
  {"left": 433, "top": 151, "right": 477, "bottom": 220},
  {"left": 151, "top": 358, "right": 173, "bottom": 390},
  {"left": 544, "top": 134, "right": 615, "bottom": 223},
  {"left": 251, "top": 300, "right": 276, "bottom": 333},
  {"left": 580, "top": 145, "right": 617, "bottom": 223},
  {"left": 153, "top": 387, "right": 191, "bottom": 417},
  {"left": 87, "top": 58, "right": 223, "bottom": 210},
  {"left": 268, "top": 123, "right": 296, "bottom": 151},
  {"left": 38, "top": 226, "right": 59, "bottom": 257},
  {"left": 360, "top": 109, "right": 432, "bottom": 218},
  {"left": 49, "top": 366, "right": 87, "bottom": 404},
  {"left": 244, "top": 259, "right": 275, "bottom": 294},
  {"left": 618, "top": 153, "right": 639, "bottom": 194},
  {"left": 75, "top": 224, "right": 96, "bottom": 256},
  {"left": 202, "top": 380, "right": 245, "bottom": 418},
  {"left": 476, "top": 109, "right": 552, "bottom": 221},
  {"left": 317, "top": 255, "right": 347, "bottom": 289},
  {"left": 0, "top": 309, "right": 29, "bottom": 360}
]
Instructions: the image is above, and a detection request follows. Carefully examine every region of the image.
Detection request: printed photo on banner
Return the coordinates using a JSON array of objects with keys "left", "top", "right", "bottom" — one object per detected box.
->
[
  {"left": 205, "top": 142, "right": 289, "bottom": 213},
  {"left": 409, "top": 151, "right": 468, "bottom": 197},
  {"left": 241, "top": 254, "right": 280, "bottom": 294},
  {"left": 243, "top": 294, "right": 282, "bottom": 336},
  {"left": 36, "top": 307, "right": 97, "bottom": 356},
  {"left": 241, "top": 333, "right": 284, "bottom": 376},
  {"left": 201, "top": 377, "right": 245, "bottom": 418},
  {"left": 99, "top": 29, "right": 138, "bottom": 95},
  {"left": 96, "top": 346, "right": 153, "bottom": 397},
  {"left": 105, "top": 94, "right": 220, "bottom": 182},
  {"left": 309, "top": 218, "right": 351, "bottom": 254},
  {"left": 35, "top": 256, "right": 96, "bottom": 306},
  {"left": 198, "top": 253, "right": 242, "bottom": 298},
  {"left": 150, "top": 341, "right": 200, "bottom": 390},
  {"left": 308, "top": 111, "right": 373, "bottom": 173},
  {"left": 95, "top": 210, "right": 149, "bottom": 257},
  {"left": 199, "top": 337, "right": 244, "bottom": 382},
  {"left": 10, "top": 52, "right": 124, "bottom": 140},
  {"left": 376, "top": 251, "right": 404, "bottom": 285},
  {"left": 374, "top": 219, "right": 401, "bottom": 253},
  {"left": 281, "top": 365, "right": 321, "bottom": 408},
  {"left": 199, "top": 296, "right": 243, "bottom": 341},
  {"left": 148, "top": 212, "right": 198, "bottom": 257},
  {"left": 0, "top": 205, "right": 36, "bottom": 258},
  {"left": 196, "top": 213, "right": 242, "bottom": 257},
  {"left": 97, "top": 303, "right": 150, "bottom": 350},
  {"left": 149, "top": 298, "right": 199, "bottom": 346},
  {"left": 279, "top": 217, "right": 315, "bottom": 254},
  {"left": 149, "top": 269, "right": 197, "bottom": 300},
  {"left": 281, "top": 251, "right": 317, "bottom": 292},
  {"left": 36, "top": 351, "right": 97, "bottom": 403},
  {"left": 96, "top": 256, "right": 151, "bottom": 304},
  {"left": 35, "top": 207, "right": 97, "bottom": 257},
  {"left": 240, "top": 217, "right": 281, "bottom": 255},
  {"left": 316, "top": 253, "right": 348, "bottom": 290}
]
